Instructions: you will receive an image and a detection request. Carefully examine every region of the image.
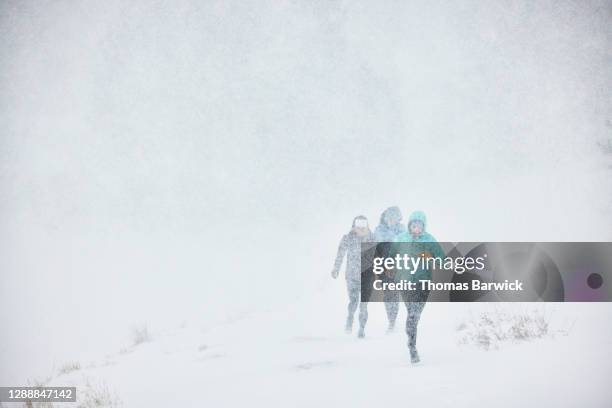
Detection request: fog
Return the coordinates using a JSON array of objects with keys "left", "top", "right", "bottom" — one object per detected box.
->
[{"left": 1, "top": 0, "right": 611, "bottom": 384}]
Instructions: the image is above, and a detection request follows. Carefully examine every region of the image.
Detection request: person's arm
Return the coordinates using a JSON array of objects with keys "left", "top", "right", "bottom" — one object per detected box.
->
[
  {"left": 383, "top": 241, "right": 400, "bottom": 279},
  {"left": 331, "top": 235, "right": 348, "bottom": 279},
  {"left": 429, "top": 236, "right": 445, "bottom": 259},
  {"left": 373, "top": 225, "right": 382, "bottom": 242}
]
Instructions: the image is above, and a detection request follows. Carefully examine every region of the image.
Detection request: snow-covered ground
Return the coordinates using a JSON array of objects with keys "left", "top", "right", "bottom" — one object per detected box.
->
[
  {"left": 2, "top": 1, "right": 612, "bottom": 407},
  {"left": 33, "top": 286, "right": 612, "bottom": 408}
]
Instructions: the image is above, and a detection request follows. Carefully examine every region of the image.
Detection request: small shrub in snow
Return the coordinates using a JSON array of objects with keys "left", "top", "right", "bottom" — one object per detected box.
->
[
  {"left": 457, "top": 307, "right": 565, "bottom": 350},
  {"left": 23, "top": 402, "right": 54, "bottom": 408},
  {"left": 58, "top": 361, "right": 81, "bottom": 376},
  {"left": 131, "top": 325, "right": 151, "bottom": 346},
  {"left": 77, "top": 380, "right": 122, "bottom": 408},
  {"left": 21, "top": 399, "right": 55, "bottom": 408},
  {"left": 19, "top": 377, "right": 121, "bottom": 408},
  {"left": 118, "top": 347, "right": 133, "bottom": 355}
]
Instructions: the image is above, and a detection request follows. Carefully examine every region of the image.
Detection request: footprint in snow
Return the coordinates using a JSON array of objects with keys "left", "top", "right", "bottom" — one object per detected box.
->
[
  {"left": 195, "top": 353, "right": 226, "bottom": 362},
  {"left": 295, "top": 361, "right": 335, "bottom": 370}
]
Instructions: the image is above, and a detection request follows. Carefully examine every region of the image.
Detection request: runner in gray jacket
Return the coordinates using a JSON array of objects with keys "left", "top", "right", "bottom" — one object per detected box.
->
[{"left": 331, "top": 215, "right": 374, "bottom": 338}]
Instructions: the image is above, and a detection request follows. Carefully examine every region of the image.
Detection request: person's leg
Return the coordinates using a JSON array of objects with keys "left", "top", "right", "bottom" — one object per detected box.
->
[
  {"left": 346, "top": 281, "right": 359, "bottom": 332},
  {"left": 357, "top": 300, "right": 368, "bottom": 338},
  {"left": 384, "top": 290, "right": 399, "bottom": 331},
  {"left": 406, "top": 301, "right": 425, "bottom": 346},
  {"left": 405, "top": 301, "right": 426, "bottom": 362}
]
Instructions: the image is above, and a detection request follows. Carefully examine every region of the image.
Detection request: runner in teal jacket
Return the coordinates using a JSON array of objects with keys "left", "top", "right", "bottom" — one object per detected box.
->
[{"left": 393, "top": 210, "right": 444, "bottom": 363}]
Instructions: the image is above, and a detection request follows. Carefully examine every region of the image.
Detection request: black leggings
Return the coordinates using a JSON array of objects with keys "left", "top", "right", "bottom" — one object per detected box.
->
[{"left": 401, "top": 289, "right": 429, "bottom": 348}]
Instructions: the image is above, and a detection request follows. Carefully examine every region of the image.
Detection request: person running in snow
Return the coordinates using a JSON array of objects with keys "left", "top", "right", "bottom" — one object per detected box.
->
[
  {"left": 373, "top": 206, "right": 406, "bottom": 333},
  {"left": 394, "top": 211, "right": 444, "bottom": 363},
  {"left": 331, "top": 215, "right": 374, "bottom": 338}
]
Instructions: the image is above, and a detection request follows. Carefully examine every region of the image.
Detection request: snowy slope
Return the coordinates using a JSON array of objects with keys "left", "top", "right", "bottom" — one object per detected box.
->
[{"left": 43, "top": 286, "right": 612, "bottom": 408}]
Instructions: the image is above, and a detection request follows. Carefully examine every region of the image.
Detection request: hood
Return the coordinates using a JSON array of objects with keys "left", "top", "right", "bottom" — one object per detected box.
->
[
  {"left": 379, "top": 206, "right": 402, "bottom": 226},
  {"left": 407, "top": 210, "right": 427, "bottom": 232}
]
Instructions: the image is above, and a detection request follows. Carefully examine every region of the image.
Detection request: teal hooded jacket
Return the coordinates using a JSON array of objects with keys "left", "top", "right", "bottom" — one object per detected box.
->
[{"left": 393, "top": 211, "right": 444, "bottom": 283}]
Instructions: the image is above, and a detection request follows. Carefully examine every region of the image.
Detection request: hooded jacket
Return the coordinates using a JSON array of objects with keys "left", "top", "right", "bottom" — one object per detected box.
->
[
  {"left": 393, "top": 211, "right": 444, "bottom": 283},
  {"left": 374, "top": 206, "right": 406, "bottom": 242}
]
